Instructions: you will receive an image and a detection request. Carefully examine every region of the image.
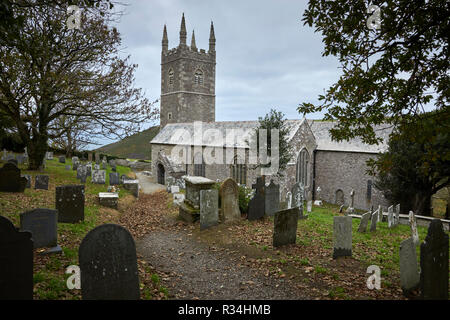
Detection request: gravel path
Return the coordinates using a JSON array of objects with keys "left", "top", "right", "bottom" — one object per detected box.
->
[
  {"left": 136, "top": 230, "right": 307, "bottom": 300},
  {"left": 135, "top": 172, "right": 166, "bottom": 194}
]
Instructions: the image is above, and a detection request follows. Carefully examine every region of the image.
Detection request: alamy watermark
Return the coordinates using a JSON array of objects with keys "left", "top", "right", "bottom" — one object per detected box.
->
[
  {"left": 66, "top": 5, "right": 81, "bottom": 30},
  {"left": 366, "top": 265, "right": 381, "bottom": 290},
  {"left": 367, "top": 5, "right": 381, "bottom": 30}
]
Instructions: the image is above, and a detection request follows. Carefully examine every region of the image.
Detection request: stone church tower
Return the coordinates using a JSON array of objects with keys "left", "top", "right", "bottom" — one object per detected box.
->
[{"left": 160, "top": 14, "right": 216, "bottom": 127}]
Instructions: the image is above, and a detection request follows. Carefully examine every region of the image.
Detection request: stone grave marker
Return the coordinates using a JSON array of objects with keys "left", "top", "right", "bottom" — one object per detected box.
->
[
  {"left": 16, "top": 154, "right": 25, "bottom": 165},
  {"left": 109, "top": 172, "right": 120, "bottom": 185},
  {"left": 0, "top": 216, "right": 33, "bottom": 300},
  {"left": 273, "top": 207, "right": 299, "bottom": 247},
  {"left": 387, "top": 205, "right": 394, "bottom": 228},
  {"left": 377, "top": 205, "right": 382, "bottom": 222},
  {"left": 0, "top": 163, "right": 27, "bottom": 192},
  {"left": 399, "top": 237, "right": 420, "bottom": 295},
  {"left": 333, "top": 216, "right": 352, "bottom": 259},
  {"left": 56, "top": 185, "right": 85, "bottom": 223},
  {"left": 291, "top": 182, "right": 305, "bottom": 208},
  {"left": 219, "top": 178, "right": 240, "bottom": 222},
  {"left": 21, "top": 174, "right": 31, "bottom": 188},
  {"left": 72, "top": 156, "right": 79, "bottom": 163},
  {"left": 306, "top": 200, "right": 312, "bottom": 213},
  {"left": 79, "top": 224, "right": 140, "bottom": 300},
  {"left": 46, "top": 152, "right": 53, "bottom": 160},
  {"left": 123, "top": 179, "right": 139, "bottom": 197},
  {"left": 77, "top": 165, "right": 87, "bottom": 180},
  {"left": 420, "top": 219, "right": 449, "bottom": 300},
  {"left": 170, "top": 185, "right": 180, "bottom": 193},
  {"left": 200, "top": 189, "right": 219, "bottom": 230},
  {"left": 286, "top": 191, "right": 292, "bottom": 209},
  {"left": 395, "top": 203, "right": 400, "bottom": 225},
  {"left": 265, "top": 179, "right": 280, "bottom": 217},
  {"left": 59, "top": 156, "right": 65, "bottom": 163},
  {"left": 357, "top": 211, "right": 371, "bottom": 233},
  {"left": 370, "top": 210, "right": 378, "bottom": 232},
  {"left": 409, "top": 211, "right": 419, "bottom": 245},
  {"left": 19, "top": 208, "right": 61, "bottom": 253},
  {"left": 72, "top": 161, "right": 79, "bottom": 171},
  {"left": 34, "top": 175, "right": 49, "bottom": 190},
  {"left": 248, "top": 176, "right": 265, "bottom": 221},
  {"left": 92, "top": 169, "right": 106, "bottom": 184},
  {"left": 98, "top": 192, "right": 119, "bottom": 209},
  {"left": 86, "top": 164, "right": 92, "bottom": 176},
  {"left": 314, "top": 186, "right": 323, "bottom": 206}
]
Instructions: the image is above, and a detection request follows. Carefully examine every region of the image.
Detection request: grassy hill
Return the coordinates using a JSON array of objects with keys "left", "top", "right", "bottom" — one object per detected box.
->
[{"left": 96, "top": 126, "right": 160, "bottom": 160}]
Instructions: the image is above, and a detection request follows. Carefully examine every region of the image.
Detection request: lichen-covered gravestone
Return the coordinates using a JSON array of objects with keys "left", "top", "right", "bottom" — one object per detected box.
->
[
  {"left": 123, "top": 179, "right": 139, "bottom": 197},
  {"left": 357, "top": 211, "right": 371, "bottom": 233},
  {"left": 219, "top": 178, "right": 240, "bottom": 222},
  {"left": 333, "top": 216, "right": 352, "bottom": 259},
  {"left": 0, "top": 216, "right": 33, "bottom": 300},
  {"left": 387, "top": 205, "right": 395, "bottom": 228},
  {"left": 399, "top": 237, "right": 420, "bottom": 295},
  {"left": 0, "top": 163, "right": 27, "bottom": 192},
  {"left": 77, "top": 165, "right": 87, "bottom": 180},
  {"left": 92, "top": 169, "right": 106, "bottom": 184},
  {"left": 265, "top": 179, "right": 280, "bottom": 217},
  {"left": 420, "top": 219, "right": 449, "bottom": 300},
  {"left": 409, "top": 211, "right": 419, "bottom": 245},
  {"left": 79, "top": 224, "right": 140, "bottom": 300},
  {"left": 248, "top": 176, "right": 266, "bottom": 221},
  {"left": 56, "top": 185, "right": 85, "bottom": 223},
  {"left": 109, "top": 172, "right": 120, "bottom": 186},
  {"left": 34, "top": 175, "right": 49, "bottom": 190},
  {"left": 200, "top": 189, "right": 219, "bottom": 230},
  {"left": 19, "top": 208, "right": 61, "bottom": 254},
  {"left": 273, "top": 207, "right": 299, "bottom": 247},
  {"left": 370, "top": 210, "right": 378, "bottom": 232}
]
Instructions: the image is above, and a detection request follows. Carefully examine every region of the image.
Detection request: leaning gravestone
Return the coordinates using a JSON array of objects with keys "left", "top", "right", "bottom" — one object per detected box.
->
[
  {"left": 370, "top": 210, "right": 378, "bottom": 232},
  {"left": 0, "top": 216, "right": 34, "bottom": 300},
  {"left": 248, "top": 176, "right": 265, "bottom": 221},
  {"left": 265, "top": 179, "right": 280, "bottom": 217},
  {"left": 19, "top": 209, "right": 61, "bottom": 253},
  {"left": 409, "top": 211, "right": 420, "bottom": 245},
  {"left": 109, "top": 172, "right": 120, "bottom": 185},
  {"left": 273, "top": 207, "right": 299, "bottom": 247},
  {"left": 357, "top": 211, "right": 371, "bottom": 233},
  {"left": 420, "top": 219, "right": 449, "bottom": 300},
  {"left": 0, "top": 163, "right": 27, "bottom": 192},
  {"left": 333, "top": 216, "right": 352, "bottom": 259},
  {"left": 59, "top": 156, "right": 65, "bottom": 163},
  {"left": 92, "top": 169, "right": 106, "bottom": 184},
  {"left": 399, "top": 237, "right": 420, "bottom": 295},
  {"left": 200, "top": 189, "right": 219, "bottom": 230},
  {"left": 387, "top": 205, "right": 394, "bottom": 228},
  {"left": 56, "top": 185, "right": 85, "bottom": 223},
  {"left": 219, "top": 178, "right": 240, "bottom": 222},
  {"left": 34, "top": 175, "right": 49, "bottom": 190},
  {"left": 79, "top": 224, "right": 140, "bottom": 300}
]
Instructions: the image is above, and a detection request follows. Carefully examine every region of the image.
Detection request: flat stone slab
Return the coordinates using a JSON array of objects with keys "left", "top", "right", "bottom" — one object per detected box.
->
[
  {"left": 183, "top": 176, "right": 215, "bottom": 185},
  {"left": 99, "top": 192, "right": 119, "bottom": 209}
]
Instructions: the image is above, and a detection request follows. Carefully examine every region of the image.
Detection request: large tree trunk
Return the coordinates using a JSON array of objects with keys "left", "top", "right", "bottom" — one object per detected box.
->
[
  {"left": 413, "top": 190, "right": 432, "bottom": 216},
  {"left": 27, "top": 132, "right": 48, "bottom": 170}
]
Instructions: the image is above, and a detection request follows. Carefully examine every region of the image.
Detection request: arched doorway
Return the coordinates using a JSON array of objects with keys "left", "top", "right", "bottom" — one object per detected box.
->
[{"left": 157, "top": 163, "right": 165, "bottom": 185}]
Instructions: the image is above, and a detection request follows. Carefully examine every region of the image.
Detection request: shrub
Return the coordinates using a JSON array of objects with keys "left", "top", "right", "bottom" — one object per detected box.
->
[{"left": 238, "top": 184, "right": 253, "bottom": 214}]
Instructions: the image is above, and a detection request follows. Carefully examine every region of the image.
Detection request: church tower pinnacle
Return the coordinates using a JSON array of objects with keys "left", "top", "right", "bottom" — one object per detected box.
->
[
  {"left": 179, "top": 13, "right": 187, "bottom": 47},
  {"left": 162, "top": 24, "right": 168, "bottom": 53},
  {"left": 191, "top": 30, "right": 197, "bottom": 51},
  {"left": 209, "top": 21, "right": 216, "bottom": 53}
]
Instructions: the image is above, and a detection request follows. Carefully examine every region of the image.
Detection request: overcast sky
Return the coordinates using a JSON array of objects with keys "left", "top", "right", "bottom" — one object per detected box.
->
[{"left": 99, "top": 0, "right": 342, "bottom": 146}]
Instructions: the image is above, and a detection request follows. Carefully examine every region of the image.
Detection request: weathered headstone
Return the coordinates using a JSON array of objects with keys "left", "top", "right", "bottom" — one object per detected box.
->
[
  {"left": 34, "top": 175, "right": 49, "bottom": 190},
  {"left": 377, "top": 205, "right": 382, "bottom": 222},
  {"left": 291, "top": 182, "right": 305, "bottom": 208},
  {"left": 387, "top": 205, "right": 394, "bottom": 228},
  {"left": 357, "top": 211, "right": 371, "bottom": 233},
  {"left": 21, "top": 174, "right": 31, "bottom": 188},
  {"left": 77, "top": 165, "right": 87, "bottom": 180},
  {"left": 333, "top": 216, "right": 352, "bottom": 259},
  {"left": 55, "top": 185, "right": 85, "bottom": 223},
  {"left": 273, "top": 207, "right": 299, "bottom": 247},
  {"left": 92, "top": 169, "right": 106, "bottom": 184},
  {"left": 59, "top": 156, "right": 65, "bottom": 163},
  {"left": 102, "top": 162, "right": 107, "bottom": 170},
  {"left": 420, "top": 219, "right": 449, "bottom": 300},
  {"left": 286, "top": 191, "right": 292, "bottom": 209},
  {"left": 399, "top": 237, "right": 420, "bottom": 295},
  {"left": 265, "top": 179, "right": 280, "bottom": 217},
  {"left": 72, "top": 156, "right": 79, "bottom": 163},
  {"left": 248, "top": 176, "right": 265, "bottom": 221},
  {"left": 0, "top": 163, "right": 27, "bottom": 192},
  {"left": 200, "top": 189, "right": 219, "bottom": 230},
  {"left": 409, "top": 211, "right": 420, "bottom": 245},
  {"left": 79, "top": 224, "right": 140, "bottom": 300},
  {"left": 86, "top": 164, "right": 92, "bottom": 176},
  {"left": 109, "top": 172, "right": 120, "bottom": 185},
  {"left": 19, "top": 209, "right": 61, "bottom": 253},
  {"left": 306, "top": 200, "right": 312, "bottom": 213},
  {"left": 98, "top": 192, "right": 119, "bottom": 209},
  {"left": 16, "top": 154, "right": 25, "bottom": 165},
  {"left": 46, "top": 151, "right": 53, "bottom": 160},
  {"left": 370, "top": 210, "right": 378, "bottom": 232},
  {"left": 112, "top": 165, "right": 117, "bottom": 172},
  {"left": 123, "top": 179, "right": 139, "bottom": 197},
  {"left": 0, "top": 216, "right": 34, "bottom": 300},
  {"left": 219, "top": 178, "right": 240, "bottom": 222},
  {"left": 395, "top": 203, "right": 400, "bottom": 225},
  {"left": 173, "top": 193, "right": 185, "bottom": 205},
  {"left": 72, "top": 161, "right": 79, "bottom": 171}
]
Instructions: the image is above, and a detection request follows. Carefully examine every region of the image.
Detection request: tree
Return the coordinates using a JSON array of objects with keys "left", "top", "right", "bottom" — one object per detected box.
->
[
  {"left": 253, "top": 109, "right": 293, "bottom": 176},
  {"left": 298, "top": 0, "right": 449, "bottom": 146},
  {"left": 367, "top": 109, "right": 450, "bottom": 216},
  {"left": 0, "top": 2, "right": 158, "bottom": 169}
]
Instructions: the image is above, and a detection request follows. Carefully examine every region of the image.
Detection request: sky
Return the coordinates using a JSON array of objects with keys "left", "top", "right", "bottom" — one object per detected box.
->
[{"left": 98, "top": 0, "right": 342, "bottom": 147}]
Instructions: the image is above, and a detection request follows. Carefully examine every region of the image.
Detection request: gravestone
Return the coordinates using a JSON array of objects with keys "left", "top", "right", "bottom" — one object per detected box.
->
[
  {"left": 345, "top": 189, "right": 355, "bottom": 214},
  {"left": 0, "top": 163, "right": 27, "bottom": 192},
  {"left": 77, "top": 165, "right": 87, "bottom": 180},
  {"left": 387, "top": 205, "right": 394, "bottom": 228},
  {"left": 395, "top": 203, "right": 400, "bottom": 225},
  {"left": 46, "top": 152, "right": 53, "bottom": 160},
  {"left": 170, "top": 185, "right": 180, "bottom": 193},
  {"left": 399, "top": 237, "right": 420, "bottom": 295},
  {"left": 291, "top": 182, "right": 305, "bottom": 208},
  {"left": 120, "top": 174, "right": 129, "bottom": 184},
  {"left": 92, "top": 169, "right": 106, "bottom": 184},
  {"left": 7, "top": 158, "right": 18, "bottom": 166},
  {"left": 123, "top": 180, "right": 139, "bottom": 197},
  {"left": 420, "top": 219, "right": 449, "bottom": 300},
  {"left": 286, "top": 191, "right": 292, "bottom": 209},
  {"left": 377, "top": 205, "right": 382, "bottom": 222},
  {"left": 19, "top": 209, "right": 61, "bottom": 253},
  {"left": 315, "top": 186, "right": 323, "bottom": 206},
  {"left": 200, "top": 189, "right": 219, "bottom": 230},
  {"left": 370, "top": 210, "right": 378, "bottom": 232},
  {"left": 79, "top": 224, "right": 140, "bottom": 300},
  {"left": 79, "top": 174, "right": 87, "bottom": 183},
  {"left": 94, "top": 164, "right": 100, "bottom": 170},
  {"left": 0, "top": 216, "right": 34, "bottom": 300},
  {"left": 248, "top": 176, "right": 265, "bottom": 221},
  {"left": 98, "top": 192, "right": 119, "bottom": 209},
  {"left": 112, "top": 165, "right": 117, "bottom": 172},
  {"left": 265, "top": 179, "right": 280, "bottom": 217},
  {"left": 72, "top": 156, "right": 79, "bottom": 163},
  {"left": 219, "top": 178, "right": 240, "bottom": 222},
  {"left": 273, "top": 207, "right": 299, "bottom": 247},
  {"left": 72, "top": 161, "right": 79, "bottom": 171},
  {"left": 34, "top": 175, "right": 49, "bottom": 190},
  {"left": 357, "top": 211, "right": 371, "bottom": 233},
  {"left": 409, "top": 211, "right": 419, "bottom": 245},
  {"left": 65, "top": 165, "right": 71, "bottom": 170},
  {"left": 173, "top": 193, "right": 185, "bottom": 205},
  {"left": 109, "top": 172, "right": 120, "bottom": 185},
  {"left": 59, "top": 156, "right": 65, "bottom": 163},
  {"left": 86, "top": 164, "right": 92, "bottom": 176},
  {"left": 306, "top": 200, "right": 312, "bottom": 213},
  {"left": 56, "top": 185, "right": 85, "bottom": 223},
  {"left": 21, "top": 174, "right": 31, "bottom": 188},
  {"left": 333, "top": 216, "right": 352, "bottom": 259}
]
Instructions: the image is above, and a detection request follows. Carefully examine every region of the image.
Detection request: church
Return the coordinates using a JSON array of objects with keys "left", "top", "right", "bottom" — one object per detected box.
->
[{"left": 150, "top": 14, "right": 392, "bottom": 211}]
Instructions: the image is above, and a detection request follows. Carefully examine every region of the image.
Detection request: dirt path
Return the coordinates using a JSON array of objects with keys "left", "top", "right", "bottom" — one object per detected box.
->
[
  {"left": 135, "top": 172, "right": 166, "bottom": 194},
  {"left": 136, "top": 229, "right": 307, "bottom": 299}
]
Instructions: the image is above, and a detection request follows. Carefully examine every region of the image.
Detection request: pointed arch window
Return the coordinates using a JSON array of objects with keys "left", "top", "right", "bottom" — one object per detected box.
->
[
  {"left": 231, "top": 156, "right": 247, "bottom": 185},
  {"left": 296, "top": 148, "right": 309, "bottom": 186},
  {"left": 194, "top": 152, "right": 205, "bottom": 177},
  {"left": 168, "top": 69, "right": 174, "bottom": 85},
  {"left": 194, "top": 69, "right": 203, "bottom": 85}
]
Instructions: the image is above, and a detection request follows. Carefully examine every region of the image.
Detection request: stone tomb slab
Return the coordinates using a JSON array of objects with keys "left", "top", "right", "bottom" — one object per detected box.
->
[
  {"left": 200, "top": 189, "right": 219, "bottom": 230},
  {"left": 333, "top": 216, "right": 352, "bottom": 259},
  {"left": 0, "top": 216, "right": 34, "bottom": 300},
  {"left": 273, "top": 207, "right": 299, "bottom": 247},
  {"left": 184, "top": 176, "right": 216, "bottom": 210},
  {"left": 56, "top": 185, "right": 85, "bottom": 223},
  {"left": 79, "top": 224, "right": 140, "bottom": 300}
]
